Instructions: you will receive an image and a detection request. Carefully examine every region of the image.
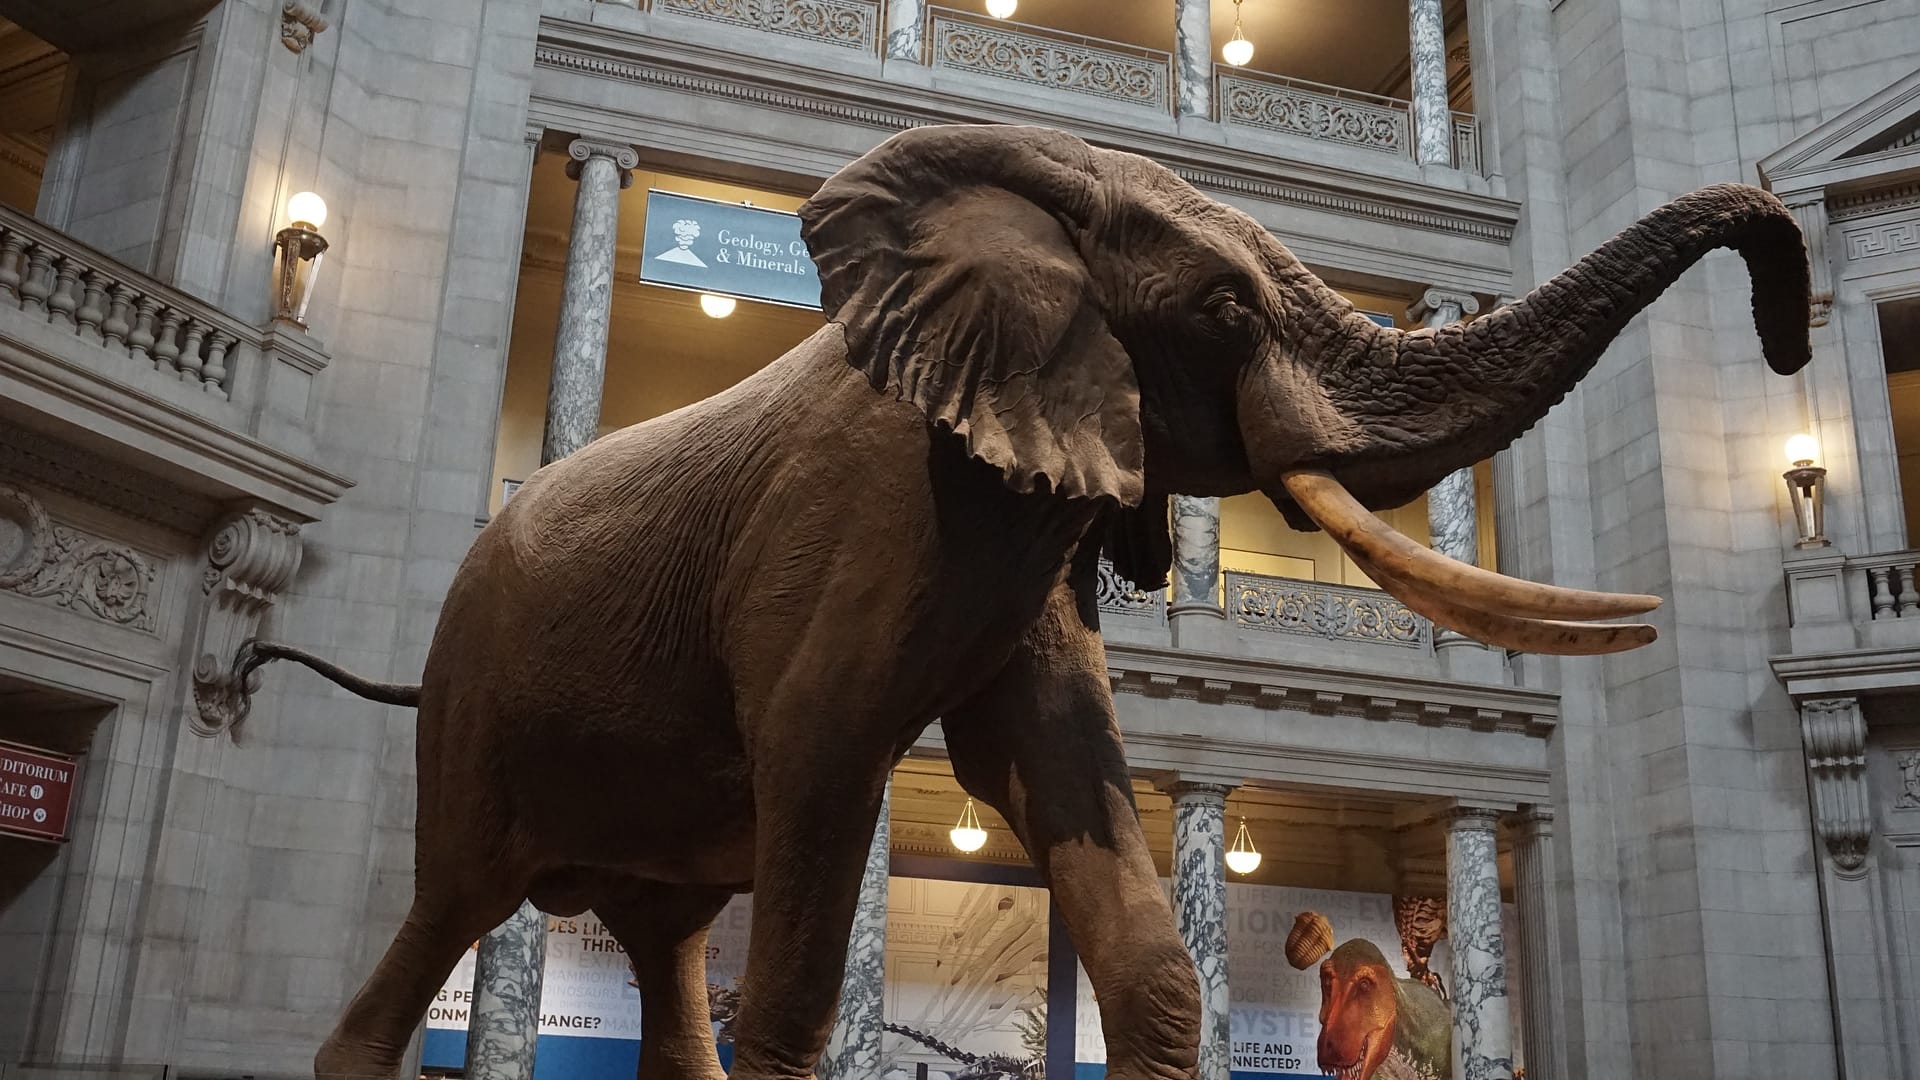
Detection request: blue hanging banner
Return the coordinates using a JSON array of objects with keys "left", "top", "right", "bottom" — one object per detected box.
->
[{"left": 638, "top": 190, "right": 822, "bottom": 310}]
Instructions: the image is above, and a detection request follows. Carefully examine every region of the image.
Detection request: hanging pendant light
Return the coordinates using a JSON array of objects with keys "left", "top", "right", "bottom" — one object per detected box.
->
[
  {"left": 1225, "top": 816, "right": 1262, "bottom": 874},
  {"left": 1222, "top": 0, "right": 1254, "bottom": 67},
  {"left": 985, "top": 0, "right": 1017, "bottom": 19},
  {"left": 950, "top": 797, "right": 988, "bottom": 853}
]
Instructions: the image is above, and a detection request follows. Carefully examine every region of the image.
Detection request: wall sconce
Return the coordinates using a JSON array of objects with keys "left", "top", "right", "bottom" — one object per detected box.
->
[
  {"left": 1222, "top": 0, "right": 1254, "bottom": 67},
  {"left": 1783, "top": 433, "right": 1829, "bottom": 549},
  {"left": 699, "top": 293, "right": 736, "bottom": 319},
  {"left": 273, "top": 191, "right": 329, "bottom": 327},
  {"left": 950, "top": 797, "right": 988, "bottom": 853},
  {"left": 1225, "top": 816, "right": 1262, "bottom": 874}
]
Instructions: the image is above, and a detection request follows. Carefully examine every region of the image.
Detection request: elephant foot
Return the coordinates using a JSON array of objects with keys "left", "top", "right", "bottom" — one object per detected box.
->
[{"left": 315, "top": 1033, "right": 402, "bottom": 1080}]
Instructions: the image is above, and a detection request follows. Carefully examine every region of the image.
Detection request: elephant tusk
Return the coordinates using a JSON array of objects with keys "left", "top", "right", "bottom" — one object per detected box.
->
[
  {"left": 1338, "top": 540, "right": 1657, "bottom": 655},
  {"left": 1277, "top": 469, "right": 1662, "bottom": 621}
]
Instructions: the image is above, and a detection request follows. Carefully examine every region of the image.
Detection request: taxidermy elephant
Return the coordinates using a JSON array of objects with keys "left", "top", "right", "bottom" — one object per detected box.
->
[{"left": 220, "top": 124, "right": 1811, "bottom": 1080}]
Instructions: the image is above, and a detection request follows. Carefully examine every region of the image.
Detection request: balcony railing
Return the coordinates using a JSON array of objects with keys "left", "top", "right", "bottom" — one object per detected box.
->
[
  {"left": 1096, "top": 558, "right": 1165, "bottom": 622},
  {"left": 650, "top": 0, "right": 882, "bottom": 53},
  {"left": 1225, "top": 570, "right": 1431, "bottom": 650},
  {"left": 0, "top": 211, "right": 253, "bottom": 399},
  {"left": 1452, "top": 110, "right": 1481, "bottom": 173},
  {"left": 927, "top": 6, "right": 1171, "bottom": 111},
  {"left": 1217, "top": 68, "right": 1413, "bottom": 158},
  {"left": 1860, "top": 551, "right": 1920, "bottom": 620}
]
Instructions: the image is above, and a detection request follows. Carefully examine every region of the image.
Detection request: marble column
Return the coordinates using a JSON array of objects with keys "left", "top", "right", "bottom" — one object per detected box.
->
[
  {"left": 541, "top": 137, "right": 638, "bottom": 466},
  {"left": 1507, "top": 806, "right": 1563, "bottom": 1080},
  {"left": 1167, "top": 781, "right": 1231, "bottom": 1080},
  {"left": 884, "top": 0, "right": 924, "bottom": 62},
  {"left": 820, "top": 779, "right": 891, "bottom": 1080},
  {"left": 466, "top": 901, "right": 548, "bottom": 1080},
  {"left": 1170, "top": 496, "right": 1223, "bottom": 618},
  {"left": 1409, "top": 289, "right": 1485, "bottom": 656},
  {"left": 1408, "top": 0, "right": 1452, "bottom": 165},
  {"left": 1446, "top": 806, "right": 1514, "bottom": 1080},
  {"left": 1173, "top": 0, "right": 1212, "bottom": 119}
]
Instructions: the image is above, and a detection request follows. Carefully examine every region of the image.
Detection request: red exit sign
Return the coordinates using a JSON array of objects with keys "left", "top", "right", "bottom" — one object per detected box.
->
[{"left": 0, "top": 740, "right": 77, "bottom": 843}]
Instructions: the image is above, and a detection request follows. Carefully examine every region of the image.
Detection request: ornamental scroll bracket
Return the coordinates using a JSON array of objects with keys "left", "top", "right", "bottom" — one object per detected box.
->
[
  {"left": 1782, "top": 192, "right": 1834, "bottom": 327},
  {"left": 189, "top": 506, "right": 303, "bottom": 739},
  {"left": 1800, "top": 697, "right": 1871, "bottom": 874}
]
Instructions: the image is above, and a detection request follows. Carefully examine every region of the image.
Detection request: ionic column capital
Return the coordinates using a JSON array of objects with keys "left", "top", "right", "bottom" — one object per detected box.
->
[
  {"left": 1408, "top": 287, "right": 1482, "bottom": 326},
  {"left": 1445, "top": 803, "right": 1505, "bottom": 833},
  {"left": 565, "top": 137, "right": 639, "bottom": 187},
  {"left": 1505, "top": 803, "right": 1554, "bottom": 838},
  {"left": 1159, "top": 778, "right": 1235, "bottom": 805}
]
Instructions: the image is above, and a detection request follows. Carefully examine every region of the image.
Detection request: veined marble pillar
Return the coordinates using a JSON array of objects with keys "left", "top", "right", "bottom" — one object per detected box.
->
[
  {"left": 1170, "top": 495, "right": 1223, "bottom": 620},
  {"left": 466, "top": 902, "right": 548, "bottom": 1080},
  {"left": 541, "top": 137, "right": 637, "bottom": 465},
  {"left": 1507, "top": 806, "right": 1563, "bottom": 1080},
  {"left": 1446, "top": 807, "right": 1514, "bottom": 1080},
  {"left": 884, "top": 0, "right": 924, "bottom": 62},
  {"left": 820, "top": 779, "right": 891, "bottom": 1080},
  {"left": 1173, "top": 0, "right": 1212, "bottom": 119},
  {"left": 1167, "top": 781, "right": 1231, "bottom": 1080},
  {"left": 1409, "top": 288, "right": 1486, "bottom": 659},
  {"left": 1408, "top": 0, "right": 1451, "bottom": 165}
]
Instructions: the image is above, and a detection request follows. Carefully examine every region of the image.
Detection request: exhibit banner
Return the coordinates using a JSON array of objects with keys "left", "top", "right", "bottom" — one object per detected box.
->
[
  {"left": 639, "top": 190, "right": 822, "bottom": 310},
  {"left": 1074, "top": 882, "right": 1517, "bottom": 1080},
  {"left": 882, "top": 877, "right": 1050, "bottom": 1080},
  {"left": 0, "top": 740, "right": 75, "bottom": 843},
  {"left": 422, "top": 895, "right": 752, "bottom": 1078}
]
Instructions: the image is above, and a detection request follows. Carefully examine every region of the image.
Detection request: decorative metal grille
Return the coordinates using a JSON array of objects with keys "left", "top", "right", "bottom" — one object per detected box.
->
[
  {"left": 929, "top": 8, "right": 1170, "bottom": 109},
  {"left": 653, "top": 0, "right": 881, "bottom": 52},
  {"left": 1217, "top": 70, "right": 1412, "bottom": 157},
  {"left": 1452, "top": 112, "right": 1481, "bottom": 173},
  {"left": 1225, "top": 570, "right": 1429, "bottom": 649},
  {"left": 1097, "top": 558, "right": 1164, "bottom": 620}
]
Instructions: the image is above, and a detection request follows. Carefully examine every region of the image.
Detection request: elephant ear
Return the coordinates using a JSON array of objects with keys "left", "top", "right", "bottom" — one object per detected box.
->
[{"left": 800, "top": 126, "right": 1144, "bottom": 506}]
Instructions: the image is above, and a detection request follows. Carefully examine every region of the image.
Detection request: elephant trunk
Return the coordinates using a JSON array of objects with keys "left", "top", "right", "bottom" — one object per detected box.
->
[
  {"left": 1302, "top": 183, "right": 1808, "bottom": 507},
  {"left": 1240, "top": 183, "right": 1813, "bottom": 655}
]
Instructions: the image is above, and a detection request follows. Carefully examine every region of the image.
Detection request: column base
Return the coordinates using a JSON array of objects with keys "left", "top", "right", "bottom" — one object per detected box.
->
[
  {"left": 1170, "top": 606, "right": 1229, "bottom": 651},
  {"left": 1437, "top": 635, "right": 1505, "bottom": 684}
]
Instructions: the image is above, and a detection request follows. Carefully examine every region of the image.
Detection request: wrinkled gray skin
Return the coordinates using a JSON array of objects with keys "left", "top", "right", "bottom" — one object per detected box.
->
[{"left": 278, "top": 126, "right": 1809, "bottom": 1080}]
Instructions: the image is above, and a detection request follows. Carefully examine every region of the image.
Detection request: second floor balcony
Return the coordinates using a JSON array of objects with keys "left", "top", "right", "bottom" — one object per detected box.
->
[{"left": 0, "top": 202, "right": 348, "bottom": 525}]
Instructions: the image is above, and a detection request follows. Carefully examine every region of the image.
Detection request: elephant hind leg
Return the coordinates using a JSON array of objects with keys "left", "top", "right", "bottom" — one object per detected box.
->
[
  {"left": 596, "top": 884, "right": 736, "bottom": 1080},
  {"left": 316, "top": 883, "right": 526, "bottom": 1080}
]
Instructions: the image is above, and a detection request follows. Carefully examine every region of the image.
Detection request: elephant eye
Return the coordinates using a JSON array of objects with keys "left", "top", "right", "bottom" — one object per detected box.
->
[{"left": 1196, "top": 278, "right": 1257, "bottom": 343}]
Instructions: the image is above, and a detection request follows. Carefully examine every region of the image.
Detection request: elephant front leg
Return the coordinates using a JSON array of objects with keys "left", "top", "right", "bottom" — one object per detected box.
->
[{"left": 944, "top": 585, "right": 1201, "bottom": 1080}]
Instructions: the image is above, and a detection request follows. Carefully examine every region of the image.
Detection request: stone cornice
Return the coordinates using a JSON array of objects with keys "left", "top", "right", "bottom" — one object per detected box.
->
[
  {"left": 531, "top": 20, "right": 1520, "bottom": 248},
  {"left": 1102, "top": 640, "right": 1558, "bottom": 737},
  {"left": 1771, "top": 644, "right": 1920, "bottom": 698}
]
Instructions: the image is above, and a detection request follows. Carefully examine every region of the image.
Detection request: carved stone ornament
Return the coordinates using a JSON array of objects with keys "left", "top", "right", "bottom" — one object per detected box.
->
[
  {"left": 0, "top": 483, "right": 157, "bottom": 630},
  {"left": 1896, "top": 750, "right": 1920, "bottom": 810},
  {"left": 190, "top": 507, "right": 303, "bottom": 738},
  {"left": 1800, "top": 697, "right": 1871, "bottom": 872},
  {"left": 281, "top": 1, "right": 328, "bottom": 53}
]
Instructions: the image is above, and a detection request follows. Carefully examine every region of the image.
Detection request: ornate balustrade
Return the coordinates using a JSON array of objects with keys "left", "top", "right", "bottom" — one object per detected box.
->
[
  {"left": 1096, "top": 557, "right": 1165, "bottom": 622},
  {"left": 649, "top": 0, "right": 882, "bottom": 53},
  {"left": 1858, "top": 551, "right": 1920, "bottom": 620},
  {"left": 1451, "top": 111, "right": 1481, "bottom": 174},
  {"left": 1224, "top": 570, "right": 1430, "bottom": 650},
  {"left": 1216, "top": 67, "right": 1413, "bottom": 158},
  {"left": 0, "top": 203, "right": 343, "bottom": 520},
  {"left": 926, "top": 6, "right": 1171, "bottom": 111},
  {"left": 0, "top": 210, "right": 251, "bottom": 399}
]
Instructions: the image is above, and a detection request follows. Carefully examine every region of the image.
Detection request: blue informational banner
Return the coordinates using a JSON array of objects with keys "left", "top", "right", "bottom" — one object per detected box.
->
[{"left": 638, "top": 190, "right": 822, "bottom": 310}]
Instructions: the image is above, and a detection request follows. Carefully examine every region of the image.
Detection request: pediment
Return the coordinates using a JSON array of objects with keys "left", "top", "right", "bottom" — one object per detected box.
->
[{"left": 1761, "top": 66, "right": 1920, "bottom": 196}]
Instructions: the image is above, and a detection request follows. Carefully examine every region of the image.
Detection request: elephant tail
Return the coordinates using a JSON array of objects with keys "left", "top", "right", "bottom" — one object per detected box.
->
[{"left": 235, "top": 639, "right": 423, "bottom": 707}]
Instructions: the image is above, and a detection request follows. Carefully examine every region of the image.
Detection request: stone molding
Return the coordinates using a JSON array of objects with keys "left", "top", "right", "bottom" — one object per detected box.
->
[
  {"left": 1800, "top": 696, "right": 1871, "bottom": 874},
  {"left": 1832, "top": 180, "right": 1920, "bottom": 221},
  {"left": 1842, "top": 218, "right": 1920, "bottom": 261},
  {"left": 0, "top": 421, "right": 218, "bottom": 534},
  {"left": 0, "top": 482, "right": 159, "bottom": 632},
  {"left": 565, "top": 137, "right": 640, "bottom": 188},
  {"left": 529, "top": 28, "right": 1520, "bottom": 249},
  {"left": 280, "top": 1, "right": 328, "bottom": 54},
  {"left": 1104, "top": 641, "right": 1557, "bottom": 737},
  {"left": 189, "top": 506, "right": 304, "bottom": 738}
]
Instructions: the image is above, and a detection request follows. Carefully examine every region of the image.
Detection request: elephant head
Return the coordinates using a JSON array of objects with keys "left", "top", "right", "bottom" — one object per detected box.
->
[{"left": 799, "top": 125, "right": 1812, "bottom": 654}]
